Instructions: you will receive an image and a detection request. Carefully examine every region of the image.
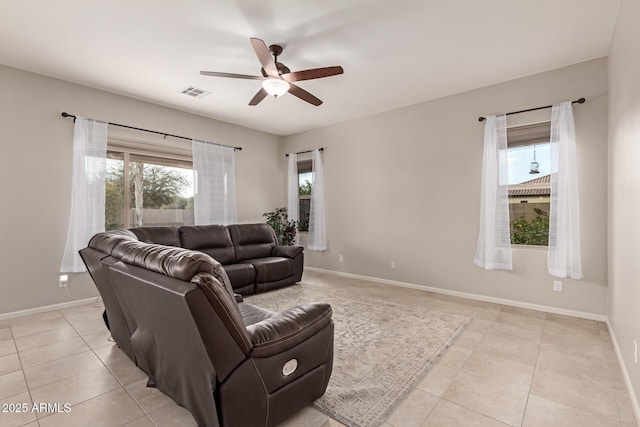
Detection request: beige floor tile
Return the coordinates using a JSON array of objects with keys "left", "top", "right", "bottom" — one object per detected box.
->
[
  {"left": 125, "top": 378, "right": 175, "bottom": 412},
  {"left": 145, "top": 398, "right": 197, "bottom": 427},
  {"left": 280, "top": 406, "right": 329, "bottom": 427},
  {"left": 422, "top": 399, "right": 510, "bottom": 427},
  {"left": 30, "top": 366, "right": 121, "bottom": 413},
  {"left": 38, "top": 389, "right": 145, "bottom": 427},
  {"left": 80, "top": 328, "right": 112, "bottom": 350},
  {"left": 416, "top": 364, "right": 459, "bottom": 396},
  {"left": 438, "top": 346, "right": 473, "bottom": 370},
  {"left": 465, "top": 318, "right": 493, "bottom": 334},
  {"left": 473, "top": 335, "right": 539, "bottom": 366},
  {"left": 9, "top": 310, "right": 64, "bottom": 327},
  {"left": 523, "top": 394, "right": 619, "bottom": 427},
  {"left": 107, "top": 358, "right": 148, "bottom": 386},
  {"left": 0, "top": 328, "right": 12, "bottom": 342},
  {"left": 451, "top": 330, "right": 484, "bottom": 351},
  {"left": 545, "top": 313, "right": 601, "bottom": 331},
  {"left": 19, "top": 336, "right": 90, "bottom": 369},
  {"left": 72, "top": 318, "right": 108, "bottom": 336},
  {"left": 442, "top": 372, "right": 528, "bottom": 427},
  {"left": 0, "top": 391, "right": 37, "bottom": 427},
  {"left": 615, "top": 389, "right": 637, "bottom": 425},
  {"left": 0, "top": 353, "right": 21, "bottom": 376},
  {"left": 499, "top": 306, "right": 547, "bottom": 320},
  {"left": 13, "top": 325, "right": 79, "bottom": 352},
  {"left": 0, "top": 370, "right": 28, "bottom": 400},
  {"left": 62, "top": 309, "right": 104, "bottom": 326},
  {"left": 10, "top": 316, "right": 70, "bottom": 338},
  {"left": 530, "top": 367, "right": 619, "bottom": 419},
  {"left": 23, "top": 350, "right": 103, "bottom": 390},
  {"left": 122, "top": 416, "right": 156, "bottom": 427},
  {"left": 386, "top": 389, "right": 438, "bottom": 427},
  {"left": 494, "top": 311, "right": 546, "bottom": 332},
  {"left": 92, "top": 343, "right": 129, "bottom": 365},
  {"left": 461, "top": 353, "right": 534, "bottom": 392},
  {"left": 540, "top": 332, "right": 604, "bottom": 360},
  {"left": 0, "top": 320, "right": 10, "bottom": 329},
  {"left": 0, "top": 339, "right": 16, "bottom": 357},
  {"left": 484, "top": 321, "right": 543, "bottom": 346},
  {"left": 536, "top": 348, "right": 621, "bottom": 389}
]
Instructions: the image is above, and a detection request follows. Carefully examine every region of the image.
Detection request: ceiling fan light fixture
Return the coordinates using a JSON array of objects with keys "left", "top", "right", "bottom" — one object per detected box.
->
[{"left": 261, "top": 78, "right": 290, "bottom": 97}]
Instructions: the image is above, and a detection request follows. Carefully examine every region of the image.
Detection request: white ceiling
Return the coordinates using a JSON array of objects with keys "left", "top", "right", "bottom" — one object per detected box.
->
[{"left": 0, "top": 0, "right": 621, "bottom": 136}]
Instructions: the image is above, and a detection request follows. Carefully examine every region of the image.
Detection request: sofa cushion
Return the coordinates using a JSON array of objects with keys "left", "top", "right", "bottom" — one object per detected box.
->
[
  {"left": 179, "top": 225, "right": 237, "bottom": 265},
  {"left": 130, "top": 227, "right": 180, "bottom": 247},
  {"left": 238, "top": 302, "right": 275, "bottom": 327},
  {"left": 228, "top": 224, "right": 277, "bottom": 262},
  {"left": 243, "top": 257, "right": 292, "bottom": 283},
  {"left": 222, "top": 263, "right": 256, "bottom": 291}
]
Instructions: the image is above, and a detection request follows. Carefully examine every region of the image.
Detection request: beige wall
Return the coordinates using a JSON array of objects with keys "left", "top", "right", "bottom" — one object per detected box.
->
[
  {"left": 283, "top": 58, "right": 609, "bottom": 315},
  {"left": 0, "top": 65, "right": 282, "bottom": 315},
  {"left": 608, "top": 0, "right": 640, "bottom": 413}
]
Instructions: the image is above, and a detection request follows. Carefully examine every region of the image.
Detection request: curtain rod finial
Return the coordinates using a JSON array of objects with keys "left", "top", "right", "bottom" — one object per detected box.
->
[
  {"left": 576, "top": 97, "right": 586, "bottom": 104},
  {"left": 478, "top": 116, "right": 486, "bottom": 122}
]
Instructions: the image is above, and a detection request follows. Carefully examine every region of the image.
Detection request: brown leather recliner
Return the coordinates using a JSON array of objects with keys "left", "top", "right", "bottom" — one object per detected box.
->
[{"left": 92, "top": 238, "right": 333, "bottom": 427}]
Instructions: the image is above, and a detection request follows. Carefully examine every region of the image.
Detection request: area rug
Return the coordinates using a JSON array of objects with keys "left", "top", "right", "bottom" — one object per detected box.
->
[{"left": 245, "top": 284, "right": 471, "bottom": 427}]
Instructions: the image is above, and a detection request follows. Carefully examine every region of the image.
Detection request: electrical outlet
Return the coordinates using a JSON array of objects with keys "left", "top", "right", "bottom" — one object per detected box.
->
[
  {"left": 390, "top": 261, "right": 396, "bottom": 269},
  {"left": 634, "top": 340, "right": 638, "bottom": 364},
  {"left": 339, "top": 254, "right": 344, "bottom": 262},
  {"left": 59, "top": 274, "right": 68, "bottom": 288},
  {"left": 553, "top": 280, "right": 563, "bottom": 292}
]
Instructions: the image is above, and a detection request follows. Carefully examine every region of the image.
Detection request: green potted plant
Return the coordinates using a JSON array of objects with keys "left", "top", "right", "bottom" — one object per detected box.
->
[{"left": 263, "top": 207, "right": 299, "bottom": 246}]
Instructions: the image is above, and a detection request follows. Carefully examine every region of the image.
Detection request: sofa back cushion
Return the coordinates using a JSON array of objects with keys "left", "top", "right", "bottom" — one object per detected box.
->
[
  {"left": 179, "top": 225, "right": 237, "bottom": 265},
  {"left": 130, "top": 227, "right": 180, "bottom": 247},
  {"left": 228, "top": 224, "right": 277, "bottom": 262}
]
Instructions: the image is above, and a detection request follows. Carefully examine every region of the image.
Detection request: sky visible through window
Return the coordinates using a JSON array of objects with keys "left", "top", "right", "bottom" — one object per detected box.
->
[
  {"left": 299, "top": 172, "right": 313, "bottom": 187},
  {"left": 508, "top": 143, "right": 550, "bottom": 184}
]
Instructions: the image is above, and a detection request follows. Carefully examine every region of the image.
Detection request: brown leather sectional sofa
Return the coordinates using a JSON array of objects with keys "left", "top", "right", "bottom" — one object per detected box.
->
[
  {"left": 129, "top": 223, "right": 304, "bottom": 295},
  {"left": 79, "top": 228, "right": 334, "bottom": 427}
]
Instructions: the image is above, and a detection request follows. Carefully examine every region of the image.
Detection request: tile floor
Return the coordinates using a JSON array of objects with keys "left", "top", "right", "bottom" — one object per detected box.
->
[{"left": 0, "top": 270, "right": 637, "bottom": 427}]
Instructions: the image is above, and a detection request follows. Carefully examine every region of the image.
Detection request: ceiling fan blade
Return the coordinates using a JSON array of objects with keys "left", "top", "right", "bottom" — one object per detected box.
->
[
  {"left": 288, "top": 83, "right": 323, "bottom": 106},
  {"left": 250, "top": 38, "right": 279, "bottom": 77},
  {"left": 249, "top": 88, "right": 268, "bottom": 106},
  {"left": 200, "top": 71, "right": 265, "bottom": 80},
  {"left": 282, "top": 66, "right": 344, "bottom": 83}
]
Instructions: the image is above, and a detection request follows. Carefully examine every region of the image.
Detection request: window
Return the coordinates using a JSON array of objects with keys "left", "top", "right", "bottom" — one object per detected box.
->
[
  {"left": 297, "top": 160, "right": 313, "bottom": 232},
  {"left": 507, "top": 122, "right": 551, "bottom": 246},
  {"left": 106, "top": 149, "right": 194, "bottom": 230}
]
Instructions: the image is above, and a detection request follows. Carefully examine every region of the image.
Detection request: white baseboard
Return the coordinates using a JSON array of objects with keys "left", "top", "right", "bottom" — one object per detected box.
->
[
  {"left": 607, "top": 320, "right": 640, "bottom": 426},
  {"left": 305, "top": 266, "right": 608, "bottom": 322},
  {"left": 0, "top": 297, "right": 99, "bottom": 321}
]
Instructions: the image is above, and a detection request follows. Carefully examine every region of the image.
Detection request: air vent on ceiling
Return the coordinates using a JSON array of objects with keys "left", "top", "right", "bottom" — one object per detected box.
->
[{"left": 181, "top": 86, "right": 211, "bottom": 99}]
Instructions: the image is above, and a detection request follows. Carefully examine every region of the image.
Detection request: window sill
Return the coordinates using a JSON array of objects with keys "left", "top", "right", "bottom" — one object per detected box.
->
[{"left": 512, "top": 244, "right": 548, "bottom": 252}]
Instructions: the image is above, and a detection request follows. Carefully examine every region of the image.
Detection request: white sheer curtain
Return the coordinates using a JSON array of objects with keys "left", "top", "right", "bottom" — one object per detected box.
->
[
  {"left": 548, "top": 102, "right": 583, "bottom": 279},
  {"left": 192, "top": 140, "right": 237, "bottom": 225},
  {"left": 308, "top": 149, "right": 326, "bottom": 251},
  {"left": 286, "top": 153, "right": 299, "bottom": 244},
  {"left": 60, "top": 117, "right": 108, "bottom": 273},
  {"left": 474, "top": 114, "right": 512, "bottom": 270}
]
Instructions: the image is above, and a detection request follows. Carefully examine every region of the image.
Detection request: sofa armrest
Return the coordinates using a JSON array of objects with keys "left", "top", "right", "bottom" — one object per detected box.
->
[
  {"left": 271, "top": 245, "right": 303, "bottom": 259},
  {"left": 246, "top": 303, "right": 332, "bottom": 357}
]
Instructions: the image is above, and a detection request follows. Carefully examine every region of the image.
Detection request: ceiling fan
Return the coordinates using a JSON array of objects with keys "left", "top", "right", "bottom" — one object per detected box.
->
[{"left": 200, "top": 38, "right": 344, "bottom": 106}]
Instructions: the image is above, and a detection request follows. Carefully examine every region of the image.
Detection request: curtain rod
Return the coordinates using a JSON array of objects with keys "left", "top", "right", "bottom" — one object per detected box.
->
[
  {"left": 61, "top": 112, "right": 242, "bottom": 151},
  {"left": 477, "top": 98, "right": 586, "bottom": 122},
  {"left": 285, "top": 147, "right": 324, "bottom": 157}
]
